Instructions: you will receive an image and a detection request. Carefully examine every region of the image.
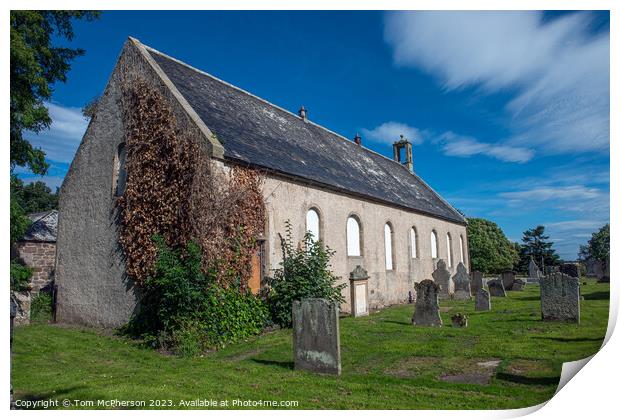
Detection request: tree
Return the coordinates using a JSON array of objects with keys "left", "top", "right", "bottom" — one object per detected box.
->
[
  {"left": 466, "top": 218, "right": 519, "bottom": 274},
  {"left": 12, "top": 176, "right": 59, "bottom": 214},
  {"left": 519, "top": 225, "right": 561, "bottom": 270},
  {"left": 10, "top": 10, "right": 99, "bottom": 174},
  {"left": 579, "top": 224, "right": 610, "bottom": 262}
]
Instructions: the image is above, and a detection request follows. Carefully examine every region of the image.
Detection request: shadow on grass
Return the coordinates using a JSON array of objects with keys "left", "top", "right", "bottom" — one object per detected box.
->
[
  {"left": 531, "top": 336, "right": 605, "bottom": 343},
  {"left": 511, "top": 296, "right": 541, "bottom": 301},
  {"left": 496, "top": 372, "right": 559, "bottom": 386},
  {"left": 381, "top": 320, "right": 412, "bottom": 326},
  {"left": 250, "top": 358, "right": 294, "bottom": 370},
  {"left": 14, "top": 386, "right": 88, "bottom": 408},
  {"left": 581, "top": 291, "right": 610, "bottom": 300}
]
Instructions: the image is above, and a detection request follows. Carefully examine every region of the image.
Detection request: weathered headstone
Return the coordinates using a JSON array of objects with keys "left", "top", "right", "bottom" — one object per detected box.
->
[
  {"left": 292, "top": 299, "right": 341, "bottom": 375},
  {"left": 475, "top": 288, "right": 491, "bottom": 311},
  {"left": 528, "top": 257, "right": 542, "bottom": 281},
  {"left": 500, "top": 271, "right": 516, "bottom": 290},
  {"left": 560, "top": 263, "right": 580, "bottom": 279},
  {"left": 432, "top": 259, "right": 452, "bottom": 299},
  {"left": 598, "top": 257, "right": 610, "bottom": 283},
  {"left": 349, "top": 265, "right": 369, "bottom": 317},
  {"left": 512, "top": 278, "right": 526, "bottom": 291},
  {"left": 487, "top": 279, "right": 506, "bottom": 297},
  {"left": 540, "top": 272, "right": 580, "bottom": 323},
  {"left": 471, "top": 271, "right": 483, "bottom": 296},
  {"left": 412, "top": 279, "right": 442, "bottom": 327},
  {"left": 452, "top": 262, "right": 472, "bottom": 300}
]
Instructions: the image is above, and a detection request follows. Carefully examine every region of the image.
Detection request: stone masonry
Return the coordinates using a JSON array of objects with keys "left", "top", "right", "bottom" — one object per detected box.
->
[{"left": 16, "top": 241, "right": 56, "bottom": 292}]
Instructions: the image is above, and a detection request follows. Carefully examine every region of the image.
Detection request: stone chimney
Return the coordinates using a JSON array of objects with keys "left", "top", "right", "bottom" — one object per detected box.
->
[
  {"left": 353, "top": 133, "right": 361, "bottom": 145},
  {"left": 298, "top": 106, "right": 307, "bottom": 121},
  {"left": 392, "top": 134, "right": 413, "bottom": 173}
]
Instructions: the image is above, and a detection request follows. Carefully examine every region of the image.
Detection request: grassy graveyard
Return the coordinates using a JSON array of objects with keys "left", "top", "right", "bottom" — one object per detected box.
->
[{"left": 12, "top": 278, "right": 609, "bottom": 410}]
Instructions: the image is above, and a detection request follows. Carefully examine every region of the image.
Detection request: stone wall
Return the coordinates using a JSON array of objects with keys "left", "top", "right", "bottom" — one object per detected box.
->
[
  {"left": 260, "top": 173, "right": 469, "bottom": 313},
  {"left": 16, "top": 241, "right": 56, "bottom": 292}
]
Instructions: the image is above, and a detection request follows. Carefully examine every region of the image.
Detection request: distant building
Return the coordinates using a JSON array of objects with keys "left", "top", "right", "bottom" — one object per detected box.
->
[
  {"left": 56, "top": 38, "right": 469, "bottom": 327},
  {"left": 17, "top": 210, "right": 58, "bottom": 292}
]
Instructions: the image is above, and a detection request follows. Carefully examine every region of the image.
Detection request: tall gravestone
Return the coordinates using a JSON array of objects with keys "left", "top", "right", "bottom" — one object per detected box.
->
[
  {"left": 471, "top": 270, "right": 483, "bottom": 296},
  {"left": 599, "top": 257, "right": 610, "bottom": 283},
  {"left": 292, "top": 299, "right": 341, "bottom": 375},
  {"left": 500, "top": 271, "right": 516, "bottom": 291},
  {"left": 528, "top": 257, "right": 542, "bottom": 283},
  {"left": 452, "top": 262, "right": 472, "bottom": 300},
  {"left": 475, "top": 288, "right": 491, "bottom": 311},
  {"left": 540, "top": 272, "right": 580, "bottom": 323},
  {"left": 432, "top": 259, "right": 452, "bottom": 299},
  {"left": 349, "top": 265, "right": 369, "bottom": 317},
  {"left": 412, "top": 279, "right": 442, "bottom": 327},
  {"left": 487, "top": 279, "right": 506, "bottom": 297}
]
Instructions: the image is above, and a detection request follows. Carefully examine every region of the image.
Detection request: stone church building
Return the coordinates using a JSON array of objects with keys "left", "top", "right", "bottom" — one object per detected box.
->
[{"left": 56, "top": 38, "right": 469, "bottom": 327}]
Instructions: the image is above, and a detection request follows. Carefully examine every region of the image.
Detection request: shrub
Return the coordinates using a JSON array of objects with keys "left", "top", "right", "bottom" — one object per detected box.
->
[
  {"left": 10, "top": 260, "right": 31, "bottom": 292},
  {"left": 121, "top": 236, "right": 268, "bottom": 355},
  {"left": 266, "top": 221, "right": 345, "bottom": 328},
  {"left": 30, "top": 291, "right": 53, "bottom": 322}
]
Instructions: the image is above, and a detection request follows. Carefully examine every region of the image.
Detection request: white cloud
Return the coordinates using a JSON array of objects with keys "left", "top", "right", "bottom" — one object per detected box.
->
[
  {"left": 436, "top": 131, "right": 533, "bottom": 163},
  {"left": 500, "top": 185, "right": 602, "bottom": 201},
  {"left": 361, "top": 121, "right": 425, "bottom": 145},
  {"left": 25, "top": 102, "right": 89, "bottom": 163},
  {"left": 384, "top": 11, "right": 609, "bottom": 155}
]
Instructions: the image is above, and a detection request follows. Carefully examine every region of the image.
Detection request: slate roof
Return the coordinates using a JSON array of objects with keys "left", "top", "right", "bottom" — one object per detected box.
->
[
  {"left": 23, "top": 210, "right": 58, "bottom": 242},
  {"left": 146, "top": 46, "right": 466, "bottom": 224}
]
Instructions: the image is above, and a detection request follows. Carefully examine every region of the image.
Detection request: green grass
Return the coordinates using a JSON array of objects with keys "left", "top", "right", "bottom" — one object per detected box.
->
[{"left": 12, "top": 278, "right": 609, "bottom": 409}]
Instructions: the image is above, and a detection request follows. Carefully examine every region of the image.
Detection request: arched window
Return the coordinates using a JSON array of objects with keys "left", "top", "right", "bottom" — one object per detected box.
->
[
  {"left": 347, "top": 216, "right": 361, "bottom": 256},
  {"left": 446, "top": 233, "right": 453, "bottom": 267},
  {"left": 430, "top": 230, "right": 438, "bottom": 259},
  {"left": 306, "top": 208, "right": 320, "bottom": 240},
  {"left": 410, "top": 227, "right": 418, "bottom": 258},
  {"left": 115, "top": 143, "right": 127, "bottom": 196},
  {"left": 384, "top": 223, "right": 394, "bottom": 270},
  {"left": 459, "top": 235, "right": 465, "bottom": 263}
]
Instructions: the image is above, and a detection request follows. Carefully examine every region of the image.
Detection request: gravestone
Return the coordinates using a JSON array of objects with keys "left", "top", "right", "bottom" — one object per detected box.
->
[
  {"left": 598, "top": 258, "right": 610, "bottom": 283},
  {"left": 452, "top": 262, "right": 472, "bottom": 300},
  {"left": 528, "top": 257, "right": 542, "bottom": 281},
  {"left": 412, "top": 279, "right": 442, "bottom": 327},
  {"left": 471, "top": 271, "right": 483, "bottom": 296},
  {"left": 560, "top": 263, "right": 580, "bottom": 279},
  {"left": 292, "top": 299, "right": 341, "bottom": 375},
  {"left": 432, "top": 259, "right": 452, "bottom": 299},
  {"left": 512, "top": 278, "right": 526, "bottom": 291},
  {"left": 349, "top": 265, "right": 369, "bottom": 317},
  {"left": 475, "top": 288, "right": 491, "bottom": 311},
  {"left": 487, "top": 279, "right": 506, "bottom": 297},
  {"left": 500, "top": 271, "right": 516, "bottom": 291},
  {"left": 540, "top": 272, "right": 580, "bottom": 323}
]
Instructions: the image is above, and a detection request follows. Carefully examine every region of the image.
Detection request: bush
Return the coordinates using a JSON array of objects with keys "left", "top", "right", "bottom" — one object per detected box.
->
[
  {"left": 10, "top": 260, "right": 31, "bottom": 292},
  {"left": 121, "top": 236, "right": 268, "bottom": 355},
  {"left": 266, "top": 221, "right": 345, "bottom": 328},
  {"left": 467, "top": 218, "right": 519, "bottom": 274},
  {"left": 30, "top": 291, "right": 53, "bottom": 322}
]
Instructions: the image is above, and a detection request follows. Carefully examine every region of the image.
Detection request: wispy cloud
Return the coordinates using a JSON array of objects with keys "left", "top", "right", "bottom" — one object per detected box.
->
[
  {"left": 500, "top": 186, "right": 602, "bottom": 202},
  {"left": 25, "top": 102, "right": 89, "bottom": 163},
  {"left": 436, "top": 131, "right": 533, "bottom": 163},
  {"left": 361, "top": 121, "right": 425, "bottom": 145},
  {"left": 384, "top": 11, "right": 609, "bottom": 156}
]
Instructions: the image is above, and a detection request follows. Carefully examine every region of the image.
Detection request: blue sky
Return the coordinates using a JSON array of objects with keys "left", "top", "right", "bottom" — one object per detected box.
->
[{"left": 16, "top": 10, "right": 610, "bottom": 259}]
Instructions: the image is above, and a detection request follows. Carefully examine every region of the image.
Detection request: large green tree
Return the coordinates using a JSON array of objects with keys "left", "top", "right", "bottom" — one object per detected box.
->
[
  {"left": 518, "top": 225, "right": 561, "bottom": 271},
  {"left": 579, "top": 224, "right": 610, "bottom": 262},
  {"left": 467, "top": 218, "right": 519, "bottom": 274},
  {"left": 11, "top": 176, "right": 59, "bottom": 214},
  {"left": 10, "top": 10, "right": 99, "bottom": 174}
]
